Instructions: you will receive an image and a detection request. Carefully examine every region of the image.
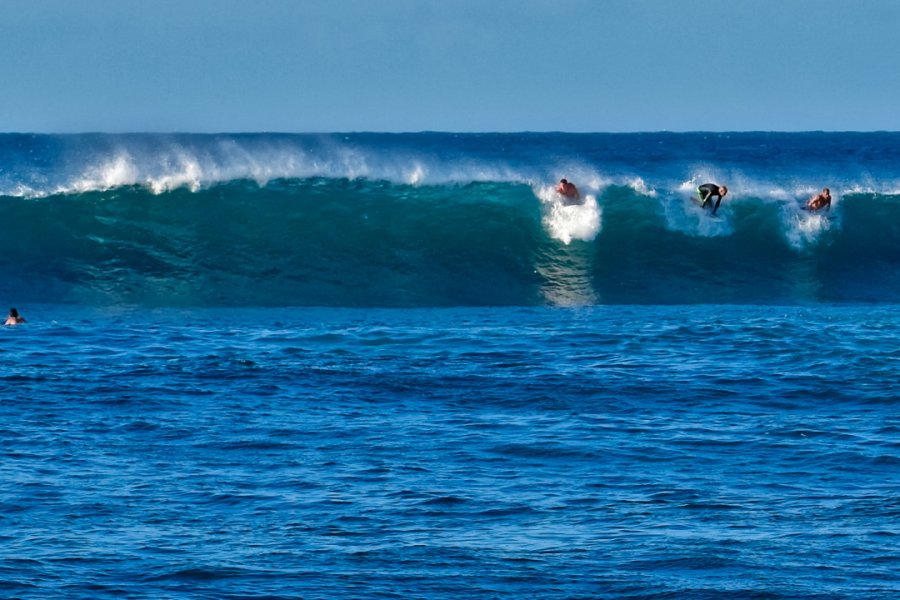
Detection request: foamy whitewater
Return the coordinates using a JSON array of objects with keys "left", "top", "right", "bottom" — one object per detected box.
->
[{"left": 3, "top": 133, "right": 900, "bottom": 599}]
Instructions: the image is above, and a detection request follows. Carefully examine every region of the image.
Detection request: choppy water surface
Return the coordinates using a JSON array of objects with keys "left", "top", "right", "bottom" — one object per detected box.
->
[{"left": 2, "top": 304, "right": 898, "bottom": 598}]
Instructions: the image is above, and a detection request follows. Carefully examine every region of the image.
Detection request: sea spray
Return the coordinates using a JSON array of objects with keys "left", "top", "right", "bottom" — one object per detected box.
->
[{"left": 536, "top": 185, "right": 602, "bottom": 245}]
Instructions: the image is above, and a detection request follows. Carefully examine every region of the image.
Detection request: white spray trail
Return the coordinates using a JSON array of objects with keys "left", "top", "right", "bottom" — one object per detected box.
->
[{"left": 536, "top": 186, "right": 602, "bottom": 245}]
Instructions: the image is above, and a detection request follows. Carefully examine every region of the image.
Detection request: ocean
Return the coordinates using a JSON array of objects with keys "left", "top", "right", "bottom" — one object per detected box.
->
[{"left": 2, "top": 132, "right": 899, "bottom": 598}]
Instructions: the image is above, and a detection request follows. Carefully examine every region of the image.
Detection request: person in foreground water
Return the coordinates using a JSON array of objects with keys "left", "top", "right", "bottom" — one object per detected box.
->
[
  {"left": 697, "top": 183, "right": 728, "bottom": 215},
  {"left": 555, "top": 179, "right": 581, "bottom": 204},
  {"left": 806, "top": 187, "right": 832, "bottom": 212},
  {"left": 5, "top": 308, "right": 26, "bottom": 326}
]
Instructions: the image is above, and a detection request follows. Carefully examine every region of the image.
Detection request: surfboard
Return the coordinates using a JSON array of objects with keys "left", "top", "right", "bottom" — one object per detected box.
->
[{"left": 691, "top": 197, "right": 718, "bottom": 216}]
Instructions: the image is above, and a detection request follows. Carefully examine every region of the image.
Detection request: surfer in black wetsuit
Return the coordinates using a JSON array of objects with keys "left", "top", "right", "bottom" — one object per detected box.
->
[{"left": 697, "top": 183, "right": 728, "bottom": 215}]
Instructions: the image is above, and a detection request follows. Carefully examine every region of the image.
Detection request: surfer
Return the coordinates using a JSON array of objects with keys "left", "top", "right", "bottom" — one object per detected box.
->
[
  {"left": 806, "top": 187, "right": 831, "bottom": 212},
  {"left": 5, "top": 308, "right": 25, "bottom": 326},
  {"left": 556, "top": 179, "right": 581, "bottom": 204},
  {"left": 697, "top": 183, "right": 728, "bottom": 215}
]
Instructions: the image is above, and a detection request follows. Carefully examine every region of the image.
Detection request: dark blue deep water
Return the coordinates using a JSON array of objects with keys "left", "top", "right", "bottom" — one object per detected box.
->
[{"left": 2, "top": 133, "right": 900, "bottom": 598}]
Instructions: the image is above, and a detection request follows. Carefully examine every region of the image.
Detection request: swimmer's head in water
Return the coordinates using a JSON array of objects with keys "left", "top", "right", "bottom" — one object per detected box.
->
[{"left": 9, "top": 308, "right": 18, "bottom": 318}]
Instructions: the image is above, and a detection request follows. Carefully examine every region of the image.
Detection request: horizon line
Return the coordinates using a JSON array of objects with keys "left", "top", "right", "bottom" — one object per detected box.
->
[{"left": 3, "top": 129, "right": 900, "bottom": 136}]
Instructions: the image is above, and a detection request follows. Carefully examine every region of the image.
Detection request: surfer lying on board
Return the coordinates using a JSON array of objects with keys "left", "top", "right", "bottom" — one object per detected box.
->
[
  {"left": 556, "top": 179, "right": 581, "bottom": 204},
  {"left": 697, "top": 183, "right": 728, "bottom": 215},
  {"left": 806, "top": 187, "right": 831, "bottom": 212}
]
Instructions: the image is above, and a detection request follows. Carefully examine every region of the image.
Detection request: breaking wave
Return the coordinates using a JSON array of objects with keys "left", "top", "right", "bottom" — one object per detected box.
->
[{"left": 2, "top": 132, "right": 900, "bottom": 306}]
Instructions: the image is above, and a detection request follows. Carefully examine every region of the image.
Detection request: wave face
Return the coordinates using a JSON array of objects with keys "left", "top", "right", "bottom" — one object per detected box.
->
[{"left": 2, "top": 132, "right": 900, "bottom": 306}]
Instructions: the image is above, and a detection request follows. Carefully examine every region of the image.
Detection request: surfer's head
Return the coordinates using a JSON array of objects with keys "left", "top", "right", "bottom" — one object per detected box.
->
[{"left": 719, "top": 186, "right": 728, "bottom": 196}]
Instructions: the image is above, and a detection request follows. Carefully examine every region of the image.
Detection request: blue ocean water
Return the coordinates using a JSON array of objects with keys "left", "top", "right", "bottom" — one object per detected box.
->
[
  {"left": 2, "top": 133, "right": 900, "bottom": 598},
  {"left": 3, "top": 132, "right": 900, "bottom": 306}
]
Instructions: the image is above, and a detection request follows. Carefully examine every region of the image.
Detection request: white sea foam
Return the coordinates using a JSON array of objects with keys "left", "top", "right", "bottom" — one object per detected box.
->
[
  {"left": 405, "top": 163, "right": 426, "bottom": 185},
  {"left": 150, "top": 150, "right": 205, "bottom": 193},
  {"left": 62, "top": 153, "right": 140, "bottom": 194},
  {"left": 627, "top": 177, "right": 656, "bottom": 197},
  {"left": 661, "top": 193, "right": 733, "bottom": 238},
  {"left": 780, "top": 199, "right": 836, "bottom": 250},
  {"left": 4, "top": 184, "right": 46, "bottom": 198},
  {"left": 536, "top": 186, "right": 602, "bottom": 245},
  {"left": 212, "top": 139, "right": 310, "bottom": 185}
]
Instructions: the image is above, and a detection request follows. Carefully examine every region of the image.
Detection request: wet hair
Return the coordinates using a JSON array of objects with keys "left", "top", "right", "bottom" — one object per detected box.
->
[
  {"left": 823, "top": 187, "right": 830, "bottom": 194},
  {"left": 560, "top": 179, "right": 568, "bottom": 184},
  {"left": 9, "top": 308, "right": 18, "bottom": 318}
]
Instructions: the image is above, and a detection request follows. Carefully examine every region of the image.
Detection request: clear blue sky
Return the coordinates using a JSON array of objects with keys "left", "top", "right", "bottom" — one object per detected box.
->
[{"left": 2, "top": 0, "right": 899, "bottom": 132}]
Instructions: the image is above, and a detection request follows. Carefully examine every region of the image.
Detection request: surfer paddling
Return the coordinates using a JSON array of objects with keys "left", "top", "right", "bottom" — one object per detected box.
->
[
  {"left": 5, "top": 308, "right": 25, "bottom": 326},
  {"left": 697, "top": 183, "right": 728, "bottom": 215},
  {"left": 556, "top": 179, "right": 581, "bottom": 205},
  {"left": 806, "top": 187, "right": 831, "bottom": 212}
]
